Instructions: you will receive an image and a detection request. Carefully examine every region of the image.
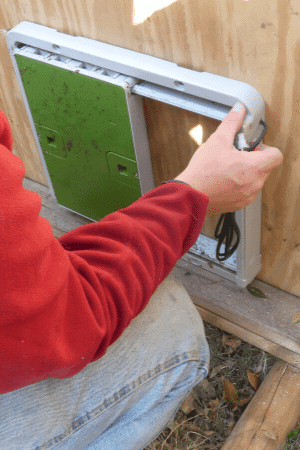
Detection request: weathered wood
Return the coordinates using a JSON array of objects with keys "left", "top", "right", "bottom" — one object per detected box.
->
[
  {"left": 171, "top": 259, "right": 300, "bottom": 361},
  {"left": 23, "top": 177, "right": 300, "bottom": 369},
  {"left": 1, "top": 0, "right": 299, "bottom": 296},
  {"left": 194, "top": 305, "right": 300, "bottom": 369},
  {"left": 221, "top": 361, "right": 300, "bottom": 449}
]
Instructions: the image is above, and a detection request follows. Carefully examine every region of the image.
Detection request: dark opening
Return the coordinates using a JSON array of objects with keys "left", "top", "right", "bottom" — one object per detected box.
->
[
  {"left": 118, "top": 164, "right": 127, "bottom": 172},
  {"left": 47, "top": 136, "right": 55, "bottom": 143}
]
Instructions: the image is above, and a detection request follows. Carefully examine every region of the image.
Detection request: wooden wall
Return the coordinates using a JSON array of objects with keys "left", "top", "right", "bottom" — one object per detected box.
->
[{"left": 0, "top": 0, "right": 299, "bottom": 296}]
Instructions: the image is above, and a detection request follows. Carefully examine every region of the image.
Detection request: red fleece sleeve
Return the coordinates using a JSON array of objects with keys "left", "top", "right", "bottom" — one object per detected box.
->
[{"left": 0, "top": 111, "right": 209, "bottom": 394}]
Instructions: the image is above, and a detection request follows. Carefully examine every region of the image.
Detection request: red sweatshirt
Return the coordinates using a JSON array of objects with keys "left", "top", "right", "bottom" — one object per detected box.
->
[{"left": 0, "top": 110, "right": 209, "bottom": 395}]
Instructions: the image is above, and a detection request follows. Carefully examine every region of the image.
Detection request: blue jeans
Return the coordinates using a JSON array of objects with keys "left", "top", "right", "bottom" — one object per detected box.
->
[{"left": 0, "top": 275, "right": 210, "bottom": 450}]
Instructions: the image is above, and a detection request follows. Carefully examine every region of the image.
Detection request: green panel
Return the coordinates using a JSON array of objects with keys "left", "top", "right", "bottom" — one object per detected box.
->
[{"left": 16, "top": 54, "right": 141, "bottom": 221}]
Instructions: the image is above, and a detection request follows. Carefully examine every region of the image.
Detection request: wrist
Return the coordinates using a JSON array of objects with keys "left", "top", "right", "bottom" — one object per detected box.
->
[
  {"left": 174, "top": 173, "right": 190, "bottom": 185},
  {"left": 162, "top": 178, "right": 190, "bottom": 187}
]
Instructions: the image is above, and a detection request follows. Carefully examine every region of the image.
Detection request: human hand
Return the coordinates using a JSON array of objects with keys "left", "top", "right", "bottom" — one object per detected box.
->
[{"left": 175, "top": 102, "right": 283, "bottom": 216}]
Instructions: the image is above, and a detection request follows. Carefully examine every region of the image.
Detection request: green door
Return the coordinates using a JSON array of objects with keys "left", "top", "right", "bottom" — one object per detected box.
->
[{"left": 16, "top": 55, "right": 142, "bottom": 221}]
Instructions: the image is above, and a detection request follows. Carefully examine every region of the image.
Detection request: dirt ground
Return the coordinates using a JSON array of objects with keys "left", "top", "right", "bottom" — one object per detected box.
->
[{"left": 144, "top": 322, "right": 300, "bottom": 450}]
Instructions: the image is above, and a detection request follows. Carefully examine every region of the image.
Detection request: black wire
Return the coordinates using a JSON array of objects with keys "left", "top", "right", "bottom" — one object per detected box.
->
[
  {"left": 214, "top": 120, "right": 267, "bottom": 262},
  {"left": 214, "top": 212, "right": 240, "bottom": 261}
]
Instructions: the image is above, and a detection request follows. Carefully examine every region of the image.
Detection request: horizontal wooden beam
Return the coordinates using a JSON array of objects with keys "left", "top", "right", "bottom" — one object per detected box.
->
[
  {"left": 194, "top": 304, "right": 300, "bottom": 368},
  {"left": 171, "top": 259, "right": 300, "bottom": 369}
]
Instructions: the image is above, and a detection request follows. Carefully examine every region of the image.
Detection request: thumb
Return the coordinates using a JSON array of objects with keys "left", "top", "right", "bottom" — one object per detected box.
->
[
  {"left": 216, "top": 102, "right": 247, "bottom": 145},
  {"left": 248, "top": 144, "right": 284, "bottom": 172}
]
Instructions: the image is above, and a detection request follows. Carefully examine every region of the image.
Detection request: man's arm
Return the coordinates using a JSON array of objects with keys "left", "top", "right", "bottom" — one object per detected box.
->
[{"left": 0, "top": 110, "right": 209, "bottom": 393}]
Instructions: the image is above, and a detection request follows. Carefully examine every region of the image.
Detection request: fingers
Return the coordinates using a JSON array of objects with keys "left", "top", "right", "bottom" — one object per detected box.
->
[
  {"left": 216, "top": 102, "right": 247, "bottom": 144},
  {"left": 215, "top": 105, "right": 283, "bottom": 175}
]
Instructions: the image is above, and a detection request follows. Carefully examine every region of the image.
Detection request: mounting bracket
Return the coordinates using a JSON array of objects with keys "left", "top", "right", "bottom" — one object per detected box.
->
[{"left": 7, "top": 21, "right": 266, "bottom": 288}]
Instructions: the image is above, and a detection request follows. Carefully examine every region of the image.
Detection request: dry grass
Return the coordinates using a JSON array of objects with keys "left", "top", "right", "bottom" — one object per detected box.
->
[{"left": 144, "top": 321, "right": 300, "bottom": 450}]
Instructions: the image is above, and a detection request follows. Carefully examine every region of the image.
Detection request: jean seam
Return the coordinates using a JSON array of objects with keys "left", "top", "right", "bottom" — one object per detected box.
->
[
  {"left": 35, "top": 350, "right": 204, "bottom": 450},
  {"left": 140, "top": 386, "right": 195, "bottom": 450}
]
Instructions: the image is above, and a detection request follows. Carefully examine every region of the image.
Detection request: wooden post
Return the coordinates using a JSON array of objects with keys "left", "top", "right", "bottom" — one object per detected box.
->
[{"left": 221, "top": 360, "right": 300, "bottom": 449}]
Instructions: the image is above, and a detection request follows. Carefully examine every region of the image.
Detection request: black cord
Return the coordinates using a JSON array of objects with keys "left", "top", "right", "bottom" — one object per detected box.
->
[
  {"left": 234, "top": 119, "right": 268, "bottom": 153},
  {"left": 214, "top": 212, "right": 240, "bottom": 261},
  {"left": 214, "top": 120, "right": 267, "bottom": 262}
]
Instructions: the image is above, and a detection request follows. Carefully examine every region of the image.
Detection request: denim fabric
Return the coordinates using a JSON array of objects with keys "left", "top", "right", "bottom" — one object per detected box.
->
[{"left": 0, "top": 275, "right": 210, "bottom": 450}]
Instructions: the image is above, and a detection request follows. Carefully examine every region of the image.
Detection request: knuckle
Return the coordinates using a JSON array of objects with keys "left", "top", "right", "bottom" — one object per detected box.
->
[
  {"left": 254, "top": 178, "right": 264, "bottom": 192},
  {"left": 258, "top": 180, "right": 265, "bottom": 191}
]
